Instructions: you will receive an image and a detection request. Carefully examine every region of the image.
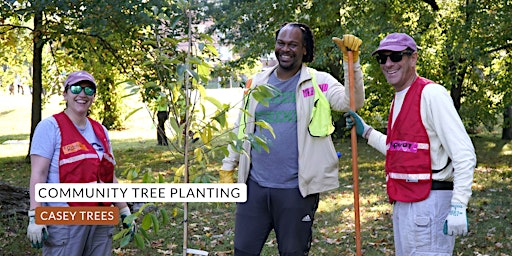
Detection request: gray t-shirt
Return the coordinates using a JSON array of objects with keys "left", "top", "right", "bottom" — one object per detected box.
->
[
  {"left": 30, "top": 115, "right": 110, "bottom": 206},
  {"left": 250, "top": 71, "right": 300, "bottom": 188}
]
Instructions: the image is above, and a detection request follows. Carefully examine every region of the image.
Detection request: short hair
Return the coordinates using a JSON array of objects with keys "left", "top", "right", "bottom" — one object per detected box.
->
[{"left": 275, "top": 22, "right": 315, "bottom": 63}]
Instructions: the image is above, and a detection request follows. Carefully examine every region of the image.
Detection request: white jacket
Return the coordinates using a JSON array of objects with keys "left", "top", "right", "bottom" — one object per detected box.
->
[{"left": 221, "top": 62, "right": 365, "bottom": 197}]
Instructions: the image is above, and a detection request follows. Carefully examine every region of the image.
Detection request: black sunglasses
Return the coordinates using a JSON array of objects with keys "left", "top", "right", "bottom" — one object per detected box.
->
[
  {"left": 68, "top": 84, "right": 96, "bottom": 96},
  {"left": 375, "top": 51, "right": 413, "bottom": 64}
]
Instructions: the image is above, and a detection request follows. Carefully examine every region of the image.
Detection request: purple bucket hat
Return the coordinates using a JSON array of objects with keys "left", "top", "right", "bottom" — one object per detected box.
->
[
  {"left": 64, "top": 70, "right": 97, "bottom": 88},
  {"left": 372, "top": 33, "right": 417, "bottom": 55}
]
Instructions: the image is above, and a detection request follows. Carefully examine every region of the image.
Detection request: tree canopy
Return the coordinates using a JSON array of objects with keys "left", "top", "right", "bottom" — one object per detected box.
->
[
  {"left": 2, "top": 0, "right": 511, "bottom": 137},
  {"left": 207, "top": 0, "right": 512, "bottom": 134}
]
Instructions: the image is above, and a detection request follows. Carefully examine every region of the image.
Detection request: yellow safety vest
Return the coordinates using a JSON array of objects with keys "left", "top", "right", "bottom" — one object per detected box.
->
[
  {"left": 237, "top": 69, "right": 334, "bottom": 139},
  {"left": 308, "top": 69, "right": 335, "bottom": 137}
]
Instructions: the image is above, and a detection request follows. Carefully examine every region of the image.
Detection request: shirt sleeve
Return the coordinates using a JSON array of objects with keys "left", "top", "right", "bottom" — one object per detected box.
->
[
  {"left": 30, "top": 117, "right": 59, "bottom": 160},
  {"left": 421, "top": 84, "right": 476, "bottom": 206},
  {"left": 367, "top": 129, "right": 388, "bottom": 155},
  {"left": 324, "top": 59, "right": 365, "bottom": 112}
]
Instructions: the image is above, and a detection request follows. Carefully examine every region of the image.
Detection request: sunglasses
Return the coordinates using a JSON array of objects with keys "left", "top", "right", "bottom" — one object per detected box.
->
[
  {"left": 375, "top": 51, "right": 413, "bottom": 64},
  {"left": 68, "top": 84, "right": 96, "bottom": 96}
]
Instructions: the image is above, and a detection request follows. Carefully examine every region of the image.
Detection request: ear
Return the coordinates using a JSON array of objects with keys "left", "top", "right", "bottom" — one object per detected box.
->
[
  {"left": 411, "top": 51, "right": 419, "bottom": 60},
  {"left": 409, "top": 52, "right": 419, "bottom": 65}
]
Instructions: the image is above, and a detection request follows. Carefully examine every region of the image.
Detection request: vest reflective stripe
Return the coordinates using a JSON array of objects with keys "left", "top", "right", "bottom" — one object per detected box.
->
[
  {"left": 103, "top": 153, "right": 115, "bottom": 166},
  {"left": 388, "top": 172, "right": 431, "bottom": 181},
  {"left": 59, "top": 153, "right": 99, "bottom": 166},
  {"left": 417, "top": 143, "right": 429, "bottom": 150}
]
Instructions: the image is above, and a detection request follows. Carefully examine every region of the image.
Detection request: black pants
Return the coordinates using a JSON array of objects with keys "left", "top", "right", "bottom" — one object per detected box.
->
[
  {"left": 234, "top": 179, "right": 319, "bottom": 256},
  {"left": 156, "top": 111, "right": 168, "bottom": 145}
]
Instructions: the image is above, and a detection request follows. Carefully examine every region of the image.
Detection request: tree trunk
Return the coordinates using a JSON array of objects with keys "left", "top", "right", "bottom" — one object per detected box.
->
[
  {"left": 27, "top": 10, "right": 45, "bottom": 160},
  {"left": 502, "top": 105, "right": 512, "bottom": 140},
  {"left": 0, "top": 182, "right": 29, "bottom": 217}
]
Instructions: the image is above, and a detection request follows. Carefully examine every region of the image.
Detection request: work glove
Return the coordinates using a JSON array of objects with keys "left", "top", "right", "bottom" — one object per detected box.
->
[
  {"left": 219, "top": 170, "right": 235, "bottom": 183},
  {"left": 443, "top": 204, "right": 469, "bottom": 236},
  {"left": 344, "top": 110, "right": 373, "bottom": 139},
  {"left": 332, "top": 34, "right": 363, "bottom": 62},
  {"left": 120, "top": 206, "right": 136, "bottom": 239},
  {"left": 27, "top": 210, "right": 48, "bottom": 249}
]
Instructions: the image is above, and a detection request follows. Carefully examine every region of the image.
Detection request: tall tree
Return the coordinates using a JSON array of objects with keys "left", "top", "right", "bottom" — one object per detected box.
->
[
  {"left": 0, "top": 0, "right": 169, "bottom": 158},
  {"left": 207, "top": 0, "right": 512, "bottom": 136}
]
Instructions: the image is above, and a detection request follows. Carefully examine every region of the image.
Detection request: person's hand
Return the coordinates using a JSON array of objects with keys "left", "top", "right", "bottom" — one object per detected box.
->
[
  {"left": 332, "top": 34, "right": 363, "bottom": 62},
  {"left": 27, "top": 210, "right": 48, "bottom": 248},
  {"left": 120, "top": 207, "right": 136, "bottom": 239},
  {"left": 344, "top": 110, "right": 373, "bottom": 139},
  {"left": 443, "top": 204, "right": 469, "bottom": 236},
  {"left": 219, "top": 170, "right": 234, "bottom": 183}
]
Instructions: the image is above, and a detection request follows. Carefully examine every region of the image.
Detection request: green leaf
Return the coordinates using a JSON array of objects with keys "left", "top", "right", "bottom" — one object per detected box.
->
[
  {"left": 255, "top": 120, "right": 275, "bottom": 138},
  {"left": 139, "top": 227, "right": 150, "bottom": 240},
  {"left": 160, "top": 208, "right": 169, "bottom": 225},
  {"left": 119, "top": 233, "right": 131, "bottom": 248},
  {"left": 134, "top": 234, "right": 145, "bottom": 249},
  {"left": 141, "top": 214, "right": 153, "bottom": 230},
  {"left": 151, "top": 214, "right": 160, "bottom": 233}
]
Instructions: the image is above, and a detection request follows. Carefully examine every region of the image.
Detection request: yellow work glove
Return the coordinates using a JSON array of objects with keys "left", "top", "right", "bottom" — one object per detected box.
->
[
  {"left": 219, "top": 170, "right": 235, "bottom": 183},
  {"left": 332, "top": 34, "right": 362, "bottom": 62}
]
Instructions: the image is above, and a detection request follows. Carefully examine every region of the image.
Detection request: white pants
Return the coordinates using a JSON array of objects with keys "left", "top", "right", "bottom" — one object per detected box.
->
[{"left": 393, "top": 190, "right": 455, "bottom": 256}]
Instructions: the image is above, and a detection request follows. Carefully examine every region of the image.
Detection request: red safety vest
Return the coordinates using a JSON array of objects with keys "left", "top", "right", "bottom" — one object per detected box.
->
[
  {"left": 385, "top": 77, "right": 433, "bottom": 203},
  {"left": 54, "top": 112, "right": 115, "bottom": 206}
]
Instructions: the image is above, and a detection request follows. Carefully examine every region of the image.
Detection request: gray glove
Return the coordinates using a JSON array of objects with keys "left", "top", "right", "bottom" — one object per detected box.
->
[{"left": 344, "top": 110, "right": 373, "bottom": 139}]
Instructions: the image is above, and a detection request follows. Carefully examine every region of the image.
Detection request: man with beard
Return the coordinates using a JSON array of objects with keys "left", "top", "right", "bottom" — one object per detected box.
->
[{"left": 219, "top": 22, "right": 365, "bottom": 255}]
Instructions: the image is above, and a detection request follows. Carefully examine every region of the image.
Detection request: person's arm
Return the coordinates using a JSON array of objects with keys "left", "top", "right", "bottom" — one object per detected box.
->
[
  {"left": 342, "top": 60, "right": 365, "bottom": 110},
  {"left": 29, "top": 155, "right": 50, "bottom": 210},
  {"left": 344, "top": 110, "right": 387, "bottom": 155},
  {"left": 423, "top": 85, "right": 476, "bottom": 206},
  {"left": 423, "top": 84, "right": 476, "bottom": 236},
  {"left": 333, "top": 34, "right": 365, "bottom": 110},
  {"left": 366, "top": 129, "right": 388, "bottom": 155},
  {"left": 27, "top": 154, "right": 50, "bottom": 248},
  {"left": 218, "top": 92, "right": 248, "bottom": 183},
  {"left": 219, "top": 122, "right": 242, "bottom": 183},
  {"left": 113, "top": 175, "right": 129, "bottom": 210}
]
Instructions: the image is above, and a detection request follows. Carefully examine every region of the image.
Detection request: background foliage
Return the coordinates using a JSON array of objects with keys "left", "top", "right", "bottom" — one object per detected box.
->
[
  {"left": 207, "top": 0, "right": 512, "bottom": 133},
  {"left": 1, "top": 0, "right": 512, "bottom": 255}
]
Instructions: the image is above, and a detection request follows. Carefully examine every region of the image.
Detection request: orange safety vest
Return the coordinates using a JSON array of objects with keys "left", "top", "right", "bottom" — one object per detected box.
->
[
  {"left": 54, "top": 112, "right": 115, "bottom": 206},
  {"left": 385, "top": 77, "right": 433, "bottom": 203}
]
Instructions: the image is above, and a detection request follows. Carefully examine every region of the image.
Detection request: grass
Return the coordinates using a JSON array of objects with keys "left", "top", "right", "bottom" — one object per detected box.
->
[{"left": 1, "top": 92, "right": 511, "bottom": 255}]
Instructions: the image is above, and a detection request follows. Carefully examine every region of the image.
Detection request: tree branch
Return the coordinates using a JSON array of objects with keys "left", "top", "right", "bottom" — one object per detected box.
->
[
  {"left": 422, "top": 0, "right": 439, "bottom": 11},
  {"left": 0, "top": 24, "right": 33, "bottom": 34}
]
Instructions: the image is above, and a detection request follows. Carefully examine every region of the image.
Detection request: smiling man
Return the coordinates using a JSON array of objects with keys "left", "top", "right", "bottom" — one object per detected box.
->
[
  {"left": 219, "top": 22, "right": 365, "bottom": 255},
  {"left": 345, "top": 33, "right": 476, "bottom": 255}
]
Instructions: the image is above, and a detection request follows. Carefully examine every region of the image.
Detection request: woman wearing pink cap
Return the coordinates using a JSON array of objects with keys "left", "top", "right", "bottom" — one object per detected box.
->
[
  {"left": 346, "top": 33, "right": 476, "bottom": 255},
  {"left": 27, "top": 71, "right": 133, "bottom": 255}
]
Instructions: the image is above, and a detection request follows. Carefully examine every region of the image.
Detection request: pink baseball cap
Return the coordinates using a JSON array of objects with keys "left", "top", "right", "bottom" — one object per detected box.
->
[
  {"left": 64, "top": 70, "right": 97, "bottom": 88},
  {"left": 372, "top": 33, "right": 417, "bottom": 55}
]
